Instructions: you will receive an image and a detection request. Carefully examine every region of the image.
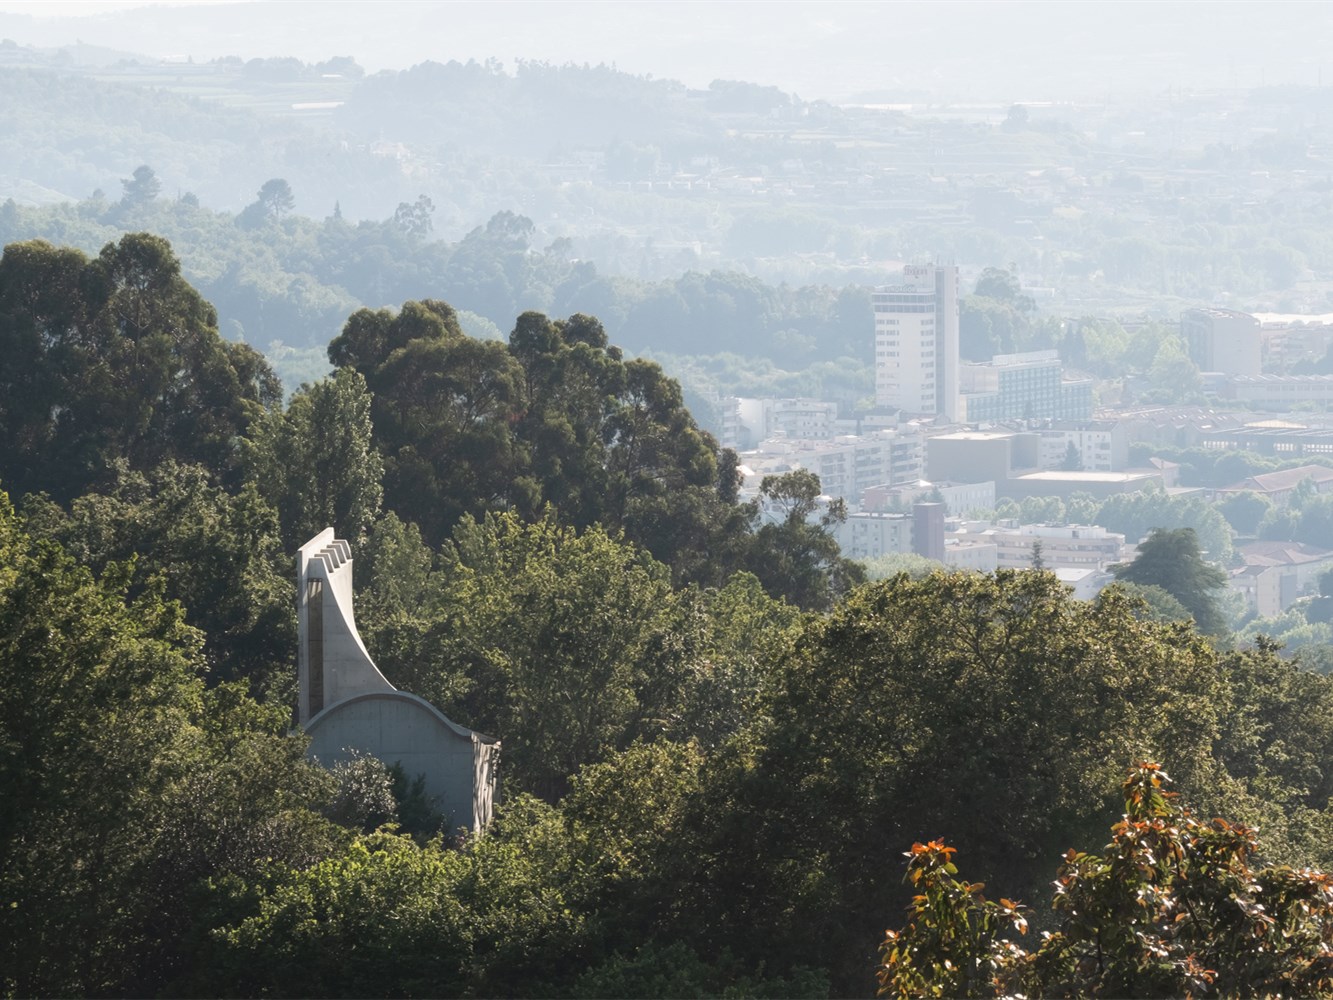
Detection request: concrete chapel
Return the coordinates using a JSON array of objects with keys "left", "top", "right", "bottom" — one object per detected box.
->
[{"left": 296, "top": 528, "right": 498, "bottom": 831}]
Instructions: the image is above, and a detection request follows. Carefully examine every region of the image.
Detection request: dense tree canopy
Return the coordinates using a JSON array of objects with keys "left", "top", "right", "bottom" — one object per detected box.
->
[
  {"left": 10, "top": 232, "right": 1333, "bottom": 998},
  {"left": 661, "top": 572, "right": 1237, "bottom": 993},
  {"left": 244, "top": 366, "right": 384, "bottom": 548},
  {"left": 746, "top": 469, "right": 865, "bottom": 610},
  {"left": 328, "top": 299, "right": 752, "bottom": 584},
  {"left": 0, "top": 491, "right": 335, "bottom": 996},
  {"left": 0, "top": 234, "right": 279, "bottom": 501},
  {"left": 22, "top": 460, "right": 296, "bottom": 696}
]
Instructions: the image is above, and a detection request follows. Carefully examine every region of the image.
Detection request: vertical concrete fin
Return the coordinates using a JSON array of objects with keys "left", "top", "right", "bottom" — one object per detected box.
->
[{"left": 296, "top": 529, "right": 395, "bottom": 724}]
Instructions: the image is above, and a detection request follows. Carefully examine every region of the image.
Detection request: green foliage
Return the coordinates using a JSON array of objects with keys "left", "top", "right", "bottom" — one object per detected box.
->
[
  {"left": 23, "top": 459, "right": 295, "bottom": 695},
  {"left": 245, "top": 366, "right": 384, "bottom": 548},
  {"left": 569, "top": 941, "right": 830, "bottom": 1000},
  {"left": 336, "top": 299, "right": 531, "bottom": 547},
  {"left": 355, "top": 509, "right": 803, "bottom": 796},
  {"left": 747, "top": 470, "right": 865, "bottom": 610},
  {"left": 1113, "top": 527, "right": 1229, "bottom": 637},
  {"left": 388, "top": 762, "right": 449, "bottom": 841},
  {"left": 1239, "top": 605, "right": 1333, "bottom": 654},
  {"left": 1065, "top": 490, "right": 1100, "bottom": 525},
  {"left": 860, "top": 551, "right": 946, "bottom": 580},
  {"left": 1018, "top": 494, "right": 1065, "bottom": 524},
  {"left": 1293, "top": 642, "right": 1333, "bottom": 674},
  {"left": 121, "top": 164, "right": 161, "bottom": 207},
  {"left": 325, "top": 749, "right": 398, "bottom": 833},
  {"left": 0, "top": 493, "right": 335, "bottom": 995},
  {"left": 1095, "top": 486, "right": 1233, "bottom": 563},
  {"left": 508, "top": 310, "right": 742, "bottom": 584},
  {"left": 1217, "top": 488, "right": 1273, "bottom": 535},
  {"left": 1259, "top": 493, "right": 1333, "bottom": 550},
  {"left": 699, "top": 571, "right": 1230, "bottom": 993},
  {"left": 1146, "top": 333, "right": 1203, "bottom": 402},
  {"left": 3, "top": 172, "right": 876, "bottom": 369},
  {"left": 239, "top": 178, "right": 295, "bottom": 227},
  {"left": 1309, "top": 569, "right": 1333, "bottom": 624},
  {"left": 1111, "top": 580, "right": 1193, "bottom": 625},
  {"left": 671, "top": 572, "right": 807, "bottom": 750},
  {"left": 0, "top": 234, "right": 280, "bottom": 502},
  {"left": 958, "top": 269, "right": 1040, "bottom": 361},
  {"left": 329, "top": 300, "right": 761, "bottom": 587},
  {"left": 1210, "top": 641, "right": 1333, "bottom": 868},
  {"left": 1134, "top": 446, "right": 1333, "bottom": 492},
  {"left": 199, "top": 832, "right": 487, "bottom": 998},
  {"left": 877, "top": 764, "right": 1333, "bottom": 999},
  {"left": 878, "top": 840, "right": 1030, "bottom": 999},
  {"left": 22, "top": 61, "right": 1333, "bottom": 1000},
  {"left": 1058, "top": 439, "right": 1083, "bottom": 471},
  {"left": 197, "top": 743, "right": 824, "bottom": 999},
  {"left": 393, "top": 194, "right": 436, "bottom": 239},
  {"left": 562, "top": 740, "right": 707, "bottom": 930},
  {"left": 361, "top": 509, "right": 686, "bottom": 798}
]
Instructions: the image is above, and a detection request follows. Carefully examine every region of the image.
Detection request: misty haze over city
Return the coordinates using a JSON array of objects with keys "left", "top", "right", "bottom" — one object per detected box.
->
[{"left": 2, "top": 1, "right": 1331, "bottom": 99}]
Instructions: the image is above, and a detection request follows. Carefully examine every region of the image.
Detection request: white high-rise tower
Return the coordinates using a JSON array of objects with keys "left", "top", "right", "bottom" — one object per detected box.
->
[{"left": 873, "top": 264, "right": 960, "bottom": 421}]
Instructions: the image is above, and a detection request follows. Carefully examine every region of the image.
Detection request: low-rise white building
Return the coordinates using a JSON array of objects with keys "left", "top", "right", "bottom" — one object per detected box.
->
[
  {"left": 947, "top": 522, "right": 1127, "bottom": 572},
  {"left": 836, "top": 503, "right": 947, "bottom": 562},
  {"left": 944, "top": 536, "right": 998, "bottom": 572},
  {"left": 1225, "top": 374, "right": 1333, "bottom": 410},
  {"left": 1035, "top": 420, "right": 1129, "bottom": 472},
  {"left": 720, "top": 396, "right": 841, "bottom": 450},
  {"left": 1228, "top": 540, "right": 1333, "bottom": 618},
  {"left": 861, "top": 479, "right": 996, "bottom": 516},
  {"left": 1054, "top": 566, "right": 1116, "bottom": 601},
  {"left": 836, "top": 511, "right": 914, "bottom": 560},
  {"left": 740, "top": 426, "right": 927, "bottom": 507}
]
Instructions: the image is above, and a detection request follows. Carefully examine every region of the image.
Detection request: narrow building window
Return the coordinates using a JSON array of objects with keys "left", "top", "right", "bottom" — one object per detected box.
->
[{"left": 308, "top": 578, "right": 324, "bottom": 715}]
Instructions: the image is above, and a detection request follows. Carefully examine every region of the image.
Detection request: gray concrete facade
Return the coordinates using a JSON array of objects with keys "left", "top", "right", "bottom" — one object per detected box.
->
[{"left": 298, "top": 529, "right": 498, "bottom": 832}]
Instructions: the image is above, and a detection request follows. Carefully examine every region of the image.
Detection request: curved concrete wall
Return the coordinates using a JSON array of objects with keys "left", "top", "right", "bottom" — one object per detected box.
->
[{"left": 307, "top": 691, "right": 499, "bottom": 833}]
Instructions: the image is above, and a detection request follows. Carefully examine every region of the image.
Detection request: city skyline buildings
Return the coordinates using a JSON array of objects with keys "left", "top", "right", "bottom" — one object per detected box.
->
[{"left": 873, "top": 263, "right": 961, "bottom": 422}]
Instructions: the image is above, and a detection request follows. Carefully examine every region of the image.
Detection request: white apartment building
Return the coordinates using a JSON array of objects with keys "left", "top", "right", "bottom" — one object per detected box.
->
[
  {"left": 992, "top": 523, "right": 1126, "bottom": 571},
  {"left": 836, "top": 511, "right": 999, "bottom": 571},
  {"left": 1257, "top": 314, "right": 1333, "bottom": 370},
  {"left": 836, "top": 512, "right": 915, "bottom": 560},
  {"left": 948, "top": 522, "right": 1127, "bottom": 572},
  {"left": 741, "top": 427, "right": 927, "bottom": 508},
  {"left": 1036, "top": 421, "right": 1129, "bottom": 472},
  {"left": 861, "top": 480, "right": 996, "bottom": 517},
  {"left": 1181, "top": 307, "right": 1261, "bottom": 378},
  {"left": 873, "top": 263, "right": 960, "bottom": 420},
  {"left": 719, "top": 397, "right": 840, "bottom": 451},
  {"left": 944, "top": 537, "right": 999, "bottom": 572}
]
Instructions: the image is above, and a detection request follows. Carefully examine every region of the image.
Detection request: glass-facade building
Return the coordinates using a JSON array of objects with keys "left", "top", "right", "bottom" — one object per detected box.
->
[{"left": 961, "top": 351, "right": 1093, "bottom": 423}]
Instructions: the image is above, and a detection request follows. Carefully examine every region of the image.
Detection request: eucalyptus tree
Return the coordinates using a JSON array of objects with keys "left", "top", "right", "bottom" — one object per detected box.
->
[{"left": 0, "top": 234, "right": 279, "bottom": 502}]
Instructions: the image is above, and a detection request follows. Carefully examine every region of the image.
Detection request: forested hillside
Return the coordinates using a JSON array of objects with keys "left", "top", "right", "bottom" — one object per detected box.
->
[
  {"left": 6, "top": 50, "right": 1333, "bottom": 341},
  {"left": 5, "top": 233, "right": 1333, "bottom": 997},
  {"left": 0, "top": 188, "right": 874, "bottom": 380}
]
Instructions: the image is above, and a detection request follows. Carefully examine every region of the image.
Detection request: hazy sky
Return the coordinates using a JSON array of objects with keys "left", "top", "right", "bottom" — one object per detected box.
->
[{"left": 1, "top": 1, "right": 1332, "bottom": 102}]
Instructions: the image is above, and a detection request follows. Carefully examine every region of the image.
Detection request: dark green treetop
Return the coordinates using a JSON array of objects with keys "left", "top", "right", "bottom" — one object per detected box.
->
[
  {"left": 1112, "top": 526, "right": 1228, "bottom": 637},
  {"left": 0, "top": 234, "right": 280, "bottom": 502}
]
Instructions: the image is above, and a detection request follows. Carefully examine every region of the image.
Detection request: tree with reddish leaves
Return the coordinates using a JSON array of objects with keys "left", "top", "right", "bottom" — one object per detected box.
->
[{"left": 878, "top": 763, "right": 1333, "bottom": 998}]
